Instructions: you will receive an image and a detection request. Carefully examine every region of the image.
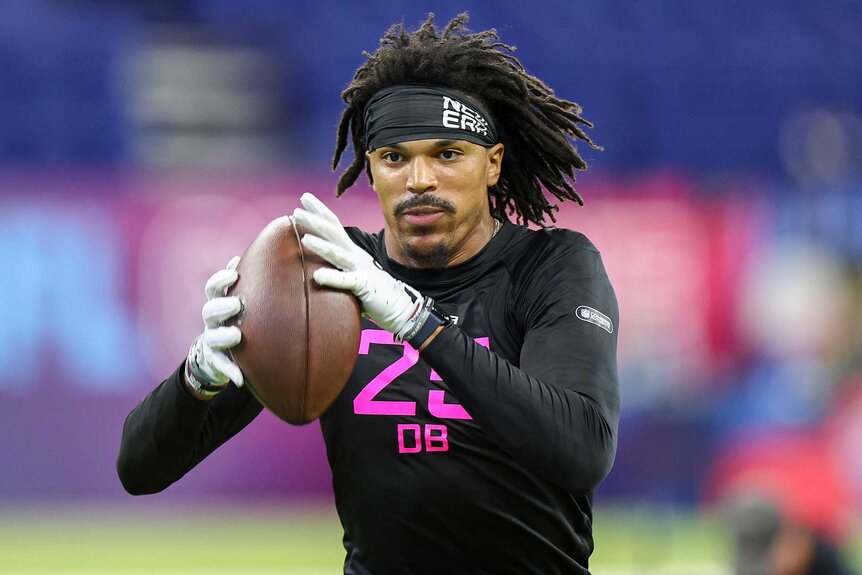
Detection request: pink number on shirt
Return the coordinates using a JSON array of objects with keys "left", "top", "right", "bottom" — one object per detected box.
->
[
  {"left": 427, "top": 337, "right": 487, "bottom": 419},
  {"left": 353, "top": 330, "right": 418, "bottom": 415},
  {"left": 354, "top": 331, "right": 488, "bottom": 420}
]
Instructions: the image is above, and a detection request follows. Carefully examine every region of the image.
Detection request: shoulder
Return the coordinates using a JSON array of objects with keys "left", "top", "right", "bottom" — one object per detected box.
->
[
  {"left": 538, "top": 227, "right": 601, "bottom": 256},
  {"left": 505, "top": 226, "right": 617, "bottom": 327},
  {"left": 503, "top": 225, "right": 608, "bottom": 280}
]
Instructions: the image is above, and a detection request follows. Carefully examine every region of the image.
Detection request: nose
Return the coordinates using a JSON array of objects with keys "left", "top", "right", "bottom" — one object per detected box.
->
[{"left": 406, "top": 156, "right": 437, "bottom": 194}]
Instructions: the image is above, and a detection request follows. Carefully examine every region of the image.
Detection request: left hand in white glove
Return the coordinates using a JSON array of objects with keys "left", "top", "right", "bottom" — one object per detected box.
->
[{"left": 292, "top": 192, "right": 426, "bottom": 341}]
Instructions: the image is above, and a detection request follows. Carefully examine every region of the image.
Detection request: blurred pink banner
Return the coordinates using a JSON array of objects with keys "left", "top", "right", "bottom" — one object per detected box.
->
[{"left": 0, "top": 170, "right": 751, "bottom": 499}]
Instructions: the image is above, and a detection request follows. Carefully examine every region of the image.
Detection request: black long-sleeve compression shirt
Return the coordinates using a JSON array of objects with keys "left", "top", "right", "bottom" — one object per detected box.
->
[{"left": 117, "top": 220, "right": 620, "bottom": 574}]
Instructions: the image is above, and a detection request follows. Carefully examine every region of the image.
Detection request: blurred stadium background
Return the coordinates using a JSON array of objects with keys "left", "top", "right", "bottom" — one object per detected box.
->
[{"left": 1, "top": 0, "right": 861, "bottom": 573}]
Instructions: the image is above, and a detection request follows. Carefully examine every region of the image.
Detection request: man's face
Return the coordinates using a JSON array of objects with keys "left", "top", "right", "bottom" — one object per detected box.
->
[{"left": 367, "top": 138, "right": 504, "bottom": 268}]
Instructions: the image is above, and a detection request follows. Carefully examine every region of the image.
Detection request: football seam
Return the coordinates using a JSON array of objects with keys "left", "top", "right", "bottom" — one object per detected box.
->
[{"left": 291, "top": 218, "right": 311, "bottom": 422}]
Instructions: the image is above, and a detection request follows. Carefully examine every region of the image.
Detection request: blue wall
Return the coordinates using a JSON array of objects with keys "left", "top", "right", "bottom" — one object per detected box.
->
[{"left": 0, "top": 1, "right": 859, "bottom": 175}]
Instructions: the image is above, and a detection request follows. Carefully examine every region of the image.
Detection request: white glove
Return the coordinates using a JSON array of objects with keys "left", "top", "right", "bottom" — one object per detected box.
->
[
  {"left": 186, "top": 256, "right": 244, "bottom": 396},
  {"left": 292, "top": 192, "right": 424, "bottom": 339}
]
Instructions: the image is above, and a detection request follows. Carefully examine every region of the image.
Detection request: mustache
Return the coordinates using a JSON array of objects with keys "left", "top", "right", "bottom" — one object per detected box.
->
[{"left": 393, "top": 195, "right": 456, "bottom": 217}]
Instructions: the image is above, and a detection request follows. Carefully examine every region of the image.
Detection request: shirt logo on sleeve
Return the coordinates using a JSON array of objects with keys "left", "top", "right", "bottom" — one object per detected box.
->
[{"left": 575, "top": 306, "right": 613, "bottom": 333}]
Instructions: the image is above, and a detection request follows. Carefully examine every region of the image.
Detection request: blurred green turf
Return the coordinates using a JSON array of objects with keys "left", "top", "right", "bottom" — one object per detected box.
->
[
  {"left": 0, "top": 503, "right": 344, "bottom": 573},
  {"left": 0, "top": 503, "right": 858, "bottom": 574}
]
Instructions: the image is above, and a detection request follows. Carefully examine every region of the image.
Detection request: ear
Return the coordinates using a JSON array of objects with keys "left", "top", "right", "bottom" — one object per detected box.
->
[
  {"left": 486, "top": 143, "right": 504, "bottom": 186},
  {"left": 365, "top": 151, "right": 375, "bottom": 187}
]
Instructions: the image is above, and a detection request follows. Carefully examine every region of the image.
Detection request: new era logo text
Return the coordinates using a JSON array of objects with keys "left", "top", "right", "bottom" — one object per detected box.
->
[{"left": 442, "top": 96, "right": 490, "bottom": 137}]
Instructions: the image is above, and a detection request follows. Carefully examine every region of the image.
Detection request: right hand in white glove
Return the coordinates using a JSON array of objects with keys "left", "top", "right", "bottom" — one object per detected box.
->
[
  {"left": 185, "top": 256, "right": 244, "bottom": 398},
  {"left": 292, "top": 193, "right": 424, "bottom": 340}
]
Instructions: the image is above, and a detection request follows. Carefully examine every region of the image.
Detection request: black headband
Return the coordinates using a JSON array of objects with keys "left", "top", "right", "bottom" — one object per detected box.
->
[{"left": 364, "top": 85, "right": 498, "bottom": 151}]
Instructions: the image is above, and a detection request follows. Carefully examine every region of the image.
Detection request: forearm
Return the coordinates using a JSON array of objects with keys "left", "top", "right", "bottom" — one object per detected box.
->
[
  {"left": 421, "top": 326, "right": 618, "bottom": 495},
  {"left": 116, "top": 361, "right": 262, "bottom": 495}
]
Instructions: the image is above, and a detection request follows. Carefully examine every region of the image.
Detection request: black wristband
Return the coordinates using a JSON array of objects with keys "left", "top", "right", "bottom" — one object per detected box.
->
[{"left": 409, "top": 301, "right": 453, "bottom": 349}]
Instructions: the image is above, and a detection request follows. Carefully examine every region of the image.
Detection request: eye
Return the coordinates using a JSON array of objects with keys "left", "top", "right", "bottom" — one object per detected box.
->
[
  {"left": 381, "top": 151, "right": 404, "bottom": 164},
  {"left": 439, "top": 149, "right": 461, "bottom": 160}
]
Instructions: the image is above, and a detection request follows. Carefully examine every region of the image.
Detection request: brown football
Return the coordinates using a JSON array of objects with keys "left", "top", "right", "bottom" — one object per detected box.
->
[{"left": 226, "top": 216, "right": 361, "bottom": 425}]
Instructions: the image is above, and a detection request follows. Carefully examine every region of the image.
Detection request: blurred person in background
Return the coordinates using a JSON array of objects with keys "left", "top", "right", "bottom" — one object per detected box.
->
[
  {"left": 117, "top": 13, "right": 620, "bottom": 575},
  {"left": 709, "top": 242, "right": 862, "bottom": 573},
  {"left": 727, "top": 494, "right": 856, "bottom": 575}
]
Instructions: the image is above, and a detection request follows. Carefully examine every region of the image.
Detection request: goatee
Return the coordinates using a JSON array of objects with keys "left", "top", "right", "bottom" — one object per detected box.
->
[{"left": 403, "top": 241, "right": 452, "bottom": 269}]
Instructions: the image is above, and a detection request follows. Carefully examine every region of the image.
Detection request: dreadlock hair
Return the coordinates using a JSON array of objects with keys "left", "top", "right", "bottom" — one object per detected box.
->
[{"left": 333, "top": 12, "right": 601, "bottom": 226}]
